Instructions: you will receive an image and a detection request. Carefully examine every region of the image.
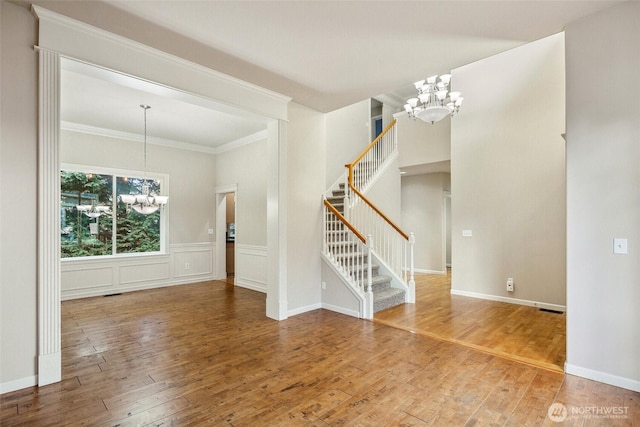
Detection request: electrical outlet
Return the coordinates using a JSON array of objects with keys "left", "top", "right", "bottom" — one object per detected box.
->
[
  {"left": 185, "top": 262, "right": 191, "bottom": 270},
  {"left": 322, "top": 281, "right": 326, "bottom": 290},
  {"left": 507, "top": 278, "right": 514, "bottom": 292}
]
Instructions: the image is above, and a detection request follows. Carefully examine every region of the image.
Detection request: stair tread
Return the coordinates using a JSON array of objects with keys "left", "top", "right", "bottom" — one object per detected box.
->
[
  {"left": 373, "top": 287, "right": 406, "bottom": 312},
  {"left": 373, "top": 287, "right": 405, "bottom": 298},
  {"left": 371, "top": 274, "right": 391, "bottom": 285}
]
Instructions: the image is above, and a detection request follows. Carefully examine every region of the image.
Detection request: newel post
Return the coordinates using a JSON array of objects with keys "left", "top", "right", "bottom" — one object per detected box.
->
[
  {"left": 343, "top": 165, "right": 351, "bottom": 220},
  {"left": 364, "top": 234, "right": 374, "bottom": 319},
  {"left": 408, "top": 232, "right": 416, "bottom": 303}
]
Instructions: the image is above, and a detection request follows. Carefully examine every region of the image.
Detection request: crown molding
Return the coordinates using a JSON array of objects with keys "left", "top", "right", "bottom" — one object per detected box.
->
[
  {"left": 215, "top": 130, "right": 268, "bottom": 154},
  {"left": 61, "top": 121, "right": 266, "bottom": 155}
]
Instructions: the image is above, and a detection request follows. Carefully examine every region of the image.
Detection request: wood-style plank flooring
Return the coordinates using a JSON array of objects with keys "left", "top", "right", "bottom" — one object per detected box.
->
[
  {"left": 2, "top": 281, "right": 638, "bottom": 426},
  {"left": 375, "top": 270, "right": 566, "bottom": 372}
]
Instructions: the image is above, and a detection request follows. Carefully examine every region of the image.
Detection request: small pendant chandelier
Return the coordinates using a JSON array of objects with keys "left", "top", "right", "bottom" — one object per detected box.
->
[
  {"left": 404, "top": 74, "right": 463, "bottom": 124},
  {"left": 76, "top": 200, "right": 111, "bottom": 218},
  {"left": 119, "top": 104, "right": 169, "bottom": 215}
]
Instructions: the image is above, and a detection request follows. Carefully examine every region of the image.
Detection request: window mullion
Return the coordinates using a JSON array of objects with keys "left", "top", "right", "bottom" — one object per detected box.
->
[{"left": 112, "top": 174, "right": 117, "bottom": 256}]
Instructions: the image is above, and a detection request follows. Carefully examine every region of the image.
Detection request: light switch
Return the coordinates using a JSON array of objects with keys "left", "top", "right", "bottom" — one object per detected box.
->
[
  {"left": 614, "top": 238, "right": 628, "bottom": 254},
  {"left": 208, "top": 228, "right": 214, "bottom": 235},
  {"left": 462, "top": 230, "right": 472, "bottom": 237}
]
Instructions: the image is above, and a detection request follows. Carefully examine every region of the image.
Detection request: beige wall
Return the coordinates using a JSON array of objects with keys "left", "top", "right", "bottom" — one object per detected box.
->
[
  {"left": 364, "top": 158, "right": 402, "bottom": 226},
  {"left": 397, "top": 114, "right": 450, "bottom": 169},
  {"left": 325, "top": 99, "right": 371, "bottom": 187},
  {"left": 401, "top": 173, "right": 450, "bottom": 273},
  {"left": 565, "top": 2, "right": 640, "bottom": 390},
  {"left": 0, "top": 0, "right": 39, "bottom": 390},
  {"left": 451, "top": 32, "right": 566, "bottom": 307},
  {"left": 286, "top": 102, "right": 326, "bottom": 313},
  {"left": 215, "top": 140, "right": 268, "bottom": 247}
]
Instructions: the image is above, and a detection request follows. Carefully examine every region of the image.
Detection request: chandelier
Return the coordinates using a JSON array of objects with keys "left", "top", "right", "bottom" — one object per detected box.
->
[
  {"left": 76, "top": 201, "right": 111, "bottom": 218},
  {"left": 404, "top": 74, "right": 463, "bottom": 124},
  {"left": 119, "top": 104, "right": 169, "bottom": 215}
]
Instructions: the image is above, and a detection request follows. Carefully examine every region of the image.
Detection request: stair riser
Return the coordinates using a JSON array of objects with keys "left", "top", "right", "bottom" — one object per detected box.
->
[{"left": 373, "top": 291, "right": 406, "bottom": 313}]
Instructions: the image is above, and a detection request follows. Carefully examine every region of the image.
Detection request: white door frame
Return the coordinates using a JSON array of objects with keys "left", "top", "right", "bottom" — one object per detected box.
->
[
  {"left": 443, "top": 191, "right": 452, "bottom": 272},
  {"left": 215, "top": 185, "right": 237, "bottom": 281}
]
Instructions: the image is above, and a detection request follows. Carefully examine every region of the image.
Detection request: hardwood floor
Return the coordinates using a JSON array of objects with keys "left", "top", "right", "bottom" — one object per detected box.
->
[
  {"left": 1, "top": 281, "right": 638, "bottom": 426},
  {"left": 375, "top": 270, "right": 566, "bottom": 372}
]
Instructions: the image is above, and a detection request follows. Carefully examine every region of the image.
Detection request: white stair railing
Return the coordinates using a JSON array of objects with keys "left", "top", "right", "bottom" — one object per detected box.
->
[
  {"left": 322, "top": 118, "right": 414, "bottom": 317},
  {"left": 347, "top": 195, "right": 415, "bottom": 294},
  {"left": 351, "top": 119, "right": 398, "bottom": 192},
  {"left": 343, "top": 119, "right": 415, "bottom": 302},
  {"left": 323, "top": 200, "right": 374, "bottom": 316}
]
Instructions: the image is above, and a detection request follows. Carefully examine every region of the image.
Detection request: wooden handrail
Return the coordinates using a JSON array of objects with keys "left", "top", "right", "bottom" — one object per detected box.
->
[
  {"left": 345, "top": 166, "right": 409, "bottom": 240},
  {"left": 349, "top": 118, "right": 397, "bottom": 167},
  {"left": 324, "top": 199, "right": 367, "bottom": 244},
  {"left": 342, "top": 119, "right": 409, "bottom": 241}
]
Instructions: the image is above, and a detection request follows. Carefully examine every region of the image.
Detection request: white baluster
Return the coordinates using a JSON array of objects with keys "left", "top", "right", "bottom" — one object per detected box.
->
[{"left": 408, "top": 232, "right": 415, "bottom": 303}]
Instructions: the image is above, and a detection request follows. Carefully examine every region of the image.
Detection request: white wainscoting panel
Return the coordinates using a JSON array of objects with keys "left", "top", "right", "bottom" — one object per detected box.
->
[
  {"left": 120, "top": 260, "right": 171, "bottom": 285},
  {"left": 61, "top": 242, "right": 217, "bottom": 300},
  {"left": 236, "top": 244, "right": 267, "bottom": 293},
  {"left": 62, "top": 266, "right": 113, "bottom": 291},
  {"left": 172, "top": 243, "right": 214, "bottom": 278}
]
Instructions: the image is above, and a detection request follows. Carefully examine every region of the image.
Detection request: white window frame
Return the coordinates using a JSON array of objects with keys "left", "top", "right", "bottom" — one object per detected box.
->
[{"left": 61, "top": 163, "right": 169, "bottom": 260}]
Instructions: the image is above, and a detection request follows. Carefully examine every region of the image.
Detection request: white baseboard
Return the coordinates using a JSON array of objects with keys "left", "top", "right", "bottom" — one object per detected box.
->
[
  {"left": 415, "top": 268, "right": 446, "bottom": 275},
  {"left": 321, "top": 303, "right": 361, "bottom": 319},
  {"left": 288, "top": 303, "right": 321, "bottom": 317},
  {"left": 61, "top": 274, "right": 217, "bottom": 300},
  {"left": 565, "top": 362, "right": 640, "bottom": 392},
  {"left": 38, "top": 351, "right": 61, "bottom": 386},
  {"left": 1, "top": 375, "right": 37, "bottom": 394},
  {"left": 235, "top": 278, "right": 266, "bottom": 293},
  {"left": 450, "top": 289, "right": 566, "bottom": 312}
]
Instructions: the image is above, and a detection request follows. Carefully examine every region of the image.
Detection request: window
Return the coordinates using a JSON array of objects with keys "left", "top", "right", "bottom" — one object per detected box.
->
[{"left": 61, "top": 168, "right": 165, "bottom": 258}]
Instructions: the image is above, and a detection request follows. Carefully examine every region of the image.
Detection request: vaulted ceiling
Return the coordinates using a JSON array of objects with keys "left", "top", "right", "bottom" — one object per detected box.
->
[{"left": 27, "top": 0, "right": 624, "bottom": 149}]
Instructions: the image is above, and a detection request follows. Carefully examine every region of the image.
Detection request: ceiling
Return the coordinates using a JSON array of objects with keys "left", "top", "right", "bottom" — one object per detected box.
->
[
  {"left": 104, "top": 0, "right": 621, "bottom": 111},
  {"left": 60, "top": 59, "right": 270, "bottom": 151},
  {"left": 50, "top": 0, "right": 624, "bottom": 151}
]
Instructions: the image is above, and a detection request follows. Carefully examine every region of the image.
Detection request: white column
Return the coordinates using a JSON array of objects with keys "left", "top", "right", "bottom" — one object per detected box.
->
[
  {"left": 38, "top": 49, "right": 61, "bottom": 386},
  {"left": 266, "top": 119, "right": 288, "bottom": 320}
]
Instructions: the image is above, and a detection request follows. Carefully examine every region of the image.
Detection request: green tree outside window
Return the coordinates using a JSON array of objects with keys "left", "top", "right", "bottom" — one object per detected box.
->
[{"left": 61, "top": 171, "right": 162, "bottom": 258}]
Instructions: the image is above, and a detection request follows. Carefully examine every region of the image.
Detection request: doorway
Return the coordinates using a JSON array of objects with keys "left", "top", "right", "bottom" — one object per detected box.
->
[
  {"left": 225, "top": 192, "right": 236, "bottom": 283},
  {"left": 215, "top": 185, "right": 237, "bottom": 282},
  {"left": 444, "top": 192, "right": 451, "bottom": 269}
]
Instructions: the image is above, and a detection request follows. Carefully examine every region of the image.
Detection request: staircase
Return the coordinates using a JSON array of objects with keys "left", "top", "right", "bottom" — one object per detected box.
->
[
  {"left": 322, "top": 119, "right": 415, "bottom": 319},
  {"left": 325, "top": 184, "right": 406, "bottom": 313}
]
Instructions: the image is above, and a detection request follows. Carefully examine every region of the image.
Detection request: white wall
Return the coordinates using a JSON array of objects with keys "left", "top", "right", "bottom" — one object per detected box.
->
[
  {"left": 0, "top": 0, "right": 39, "bottom": 392},
  {"left": 325, "top": 99, "right": 371, "bottom": 187},
  {"left": 216, "top": 138, "right": 269, "bottom": 292},
  {"left": 451, "top": 33, "right": 566, "bottom": 309},
  {"left": 215, "top": 140, "right": 268, "bottom": 247},
  {"left": 364, "top": 158, "right": 403, "bottom": 226},
  {"left": 397, "top": 113, "right": 450, "bottom": 169},
  {"left": 286, "top": 102, "right": 326, "bottom": 315},
  {"left": 401, "top": 173, "right": 450, "bottom": 273},
  {"left": 565, "top": 2, "right": 640, "bottom": 391}
]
